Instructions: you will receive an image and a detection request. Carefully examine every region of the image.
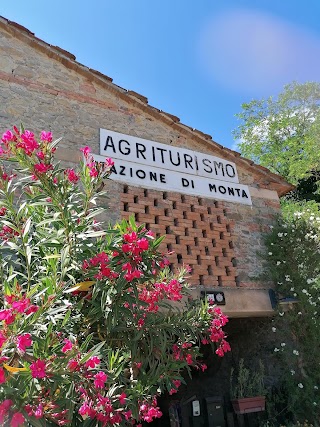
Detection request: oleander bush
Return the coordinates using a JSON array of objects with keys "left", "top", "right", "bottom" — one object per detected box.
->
[{"left": 0, "top": 127, "right": 230, "bottom": 426}]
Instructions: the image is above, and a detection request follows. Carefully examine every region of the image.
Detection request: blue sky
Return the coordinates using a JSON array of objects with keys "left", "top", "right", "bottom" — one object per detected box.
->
[{"left": 2, "top": 1, "right": 320, "bottom": 149}]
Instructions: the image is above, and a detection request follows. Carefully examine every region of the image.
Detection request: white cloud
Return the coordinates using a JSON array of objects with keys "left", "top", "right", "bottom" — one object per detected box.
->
[{"left": 197, "top": 9, "right": 320, "bottom": 94}]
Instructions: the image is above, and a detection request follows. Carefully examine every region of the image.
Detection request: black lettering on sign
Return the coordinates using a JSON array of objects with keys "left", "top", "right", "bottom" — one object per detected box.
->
[
  {"left": 169, "top": 150, "right": 181, "bottom": 166},
  {"left": 182, "top": 178, "right": 190, "bottom": 187},
  {"left": 228, "top": 187, "right": 234, "bottom": 196},
  {"left": 150, "top": 172, "right": 157, "bottom": 181},
  {"left": 184, "top": 154, "right": 194, "bottom": 169},
  {"left": 235, "top": 188, "right": 240, "bottom": 197},
  {"left": 181, "top": 177, "right": 194, "bottom": 188},
  {"left": 110, "top": 165, "right": 117, "bottom": 174},
  {"left": 218, "top": 185, "right": 226, "bottom": 194},
  {"left": 225, "top": 163, "right": 236, "bottom": 178},
  {"left": 119, "top": 139, "right": 130, "bottom": 155},
  {"left": 213, "top": 161, "right": 224, "bottom": 176},
  {"left": 156, "top": 147, "right": 167, "bottom": 163},
  {"left": 136, "top": 143, "right": 147, "bottom": 160},
  {"left": 136, "top": 170, "right": 146, "bottom": 179},
  {"left": 195, "top": 156, "right": 199, "bottom": 171},
  {"left": 202, "top": 158, "right": 213, "bottom": 173},
  {"left": 104, "top": 135, "right": 116, "bottom": 152},
  {"left": 160, "top": 174, "right": 166, "bottom": 183},
  {"left": 119, "top": 165, "right": 126, "bottom": 176},
  {"left": 209, "top": 183, "right": 216, "bottom": 192},
  {"left": 242, "top": 190, "right": 249, "bottom": 198}
]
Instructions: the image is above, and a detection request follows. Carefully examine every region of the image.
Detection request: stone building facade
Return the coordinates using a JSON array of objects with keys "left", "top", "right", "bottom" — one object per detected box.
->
[{"left": 0, "top": 16, "right": 294, "bottom": 425}]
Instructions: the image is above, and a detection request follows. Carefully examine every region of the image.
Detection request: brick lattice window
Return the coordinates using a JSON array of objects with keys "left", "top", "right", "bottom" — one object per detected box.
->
[{"left": 121, "top": 186, "right": 238, "bottom": 287}]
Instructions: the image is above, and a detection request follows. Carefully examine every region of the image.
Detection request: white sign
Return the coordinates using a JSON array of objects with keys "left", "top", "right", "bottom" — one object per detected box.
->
[
  {"left": 92, "top": 154, "right": 252, "bottom": 206},
  {"left": 97, "top": 128, "right": 252, "bottom": 205},
  {"left": 100, "top": 128, "right": 239, "bottom": 183}
]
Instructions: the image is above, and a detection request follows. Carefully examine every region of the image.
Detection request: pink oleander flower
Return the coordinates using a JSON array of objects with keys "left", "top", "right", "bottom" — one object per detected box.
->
[
  {"left": 0, "top": 331, "right": 6, "bottom": 348},
  {"left": 93, "top": 371, "right": 108, "bottom": 389},
  {"left": 17, "top": 333, "right": 32, "bottom": 353},
  {"left": 124, "top": 410, "right": 132, "bottom": 420},
  {"left": 34, "top": 403, "right": 44, "bottom": 419},
  {"left": 61, "top": 339, "right": 73, "bottom": 353},
  {"left": 68, "top": 359, "right": 80, "bottom": 372},
  {"left": 65, "top": 169, "right": 79, "bottom": 184},
  {"left": 85, "top": 356, "right": 100, "bottom": 368},
  {"left": 20, "top": 130, "right": 39, "bottom": 155},
  {"left": 34, "top": 163, "right": 52, "bottom": 174},
  {"left": 1, "top": 130, "right": 15, "bottom": 143},
  {"left": 89, "top": 167, "right": 98, "bottom": 177},
  {"left": 119, "top": 392, "right": 126, "bottom": 405},
  {"left": 25, "top": 304, "right": 39, "bottom": 315},
  {"left": 78, "top": 402, "right": 89, "bottom": 417},
  {"left": 0, "top": 309, "right": 15, "bottom": 325},
  {"left": 36, "top": 151, "right": 45, "bottom": 160},
  {"left": 105, "top": 157, "right": 114, "bottom": 167},
  {"left": 137, "top": 237, "right": 149, "bottom": 251},
  {"left": 30, "top": 359, "right": 47, "bottom": 378},
  {"left": 10, "top": 412, "right": 25, "bottom": 427},
  {"left": 186, "top": 353, "right": 193, "bottom": 365},
  {"left": 0, "top": 400, "right": 12, "bottom": 424},
  {"left": 12, "top": 297, "right": 30, "bottom": 313},
  {"left": 0, "top": 367, "right": 6, "bottom": 384},
  {"left": 80, "top": 146, "right": 91, "bottom": 157},
  {"left": 40, "top": 131, "right": 53, "bottom": 142}
]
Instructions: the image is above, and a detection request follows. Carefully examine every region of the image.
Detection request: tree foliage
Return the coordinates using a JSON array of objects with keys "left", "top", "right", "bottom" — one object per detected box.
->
[
  {"left": 266, "top": 210, "right": 320, "bottom": 424},
  {"left": 0, "top": 127, "right": 230, "bottom": 426},
  {"left": 234, "top": 82, "right": 320, "bottom": 185}
]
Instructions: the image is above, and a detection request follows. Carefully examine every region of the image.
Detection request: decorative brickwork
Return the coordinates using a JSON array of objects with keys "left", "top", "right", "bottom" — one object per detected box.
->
[{"left": 121, "top": 185, "right": 238, "bottom": 288}]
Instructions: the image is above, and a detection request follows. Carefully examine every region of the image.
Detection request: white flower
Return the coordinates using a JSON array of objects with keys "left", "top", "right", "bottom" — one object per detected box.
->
[
  {"left": 276, "top": 261, "right": 281, "bottom": 265},
  {"left": 268, "top": 252, "right": 273, "bottom": 255},
  {"left": 314, "top": 385, "right": 319, "bottom": 390},
  {"left": 293, "top": 350, "right": 299, "bottom": 356},
  {"left": 290, "top": 370, "right": 295, "bottom": 375},
  {"left": 277, "top": 233, "right": 283, "bottom": 237},
  {"left": 280, "top": 342, "right": 286, "bottom": 347},
  {"left": 302, "top": 289, "right": 308, "bottom": 294},
  {"left": 272, "top": 327, "right": 277, "bottom": 332},
  {"left": 274, "top": 348, "right": 280, "bottom": 352},
  {"left": 298, "top": 311, "right": 302, "bottom": 315},
  {"left": 279, "top": 312, "right": 284, "bottom": 316},
  {"left": 298, "top": 383, "right": 304, "bottom": 388},
  {"left": 313, "top": 402, "right": 317, "bottom": 406}
]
